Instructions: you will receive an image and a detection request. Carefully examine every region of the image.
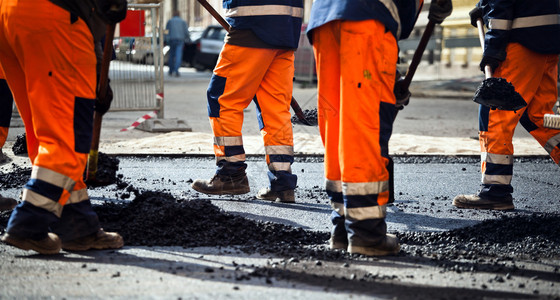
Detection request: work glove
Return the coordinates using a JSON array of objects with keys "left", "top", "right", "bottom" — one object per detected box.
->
[
  {"left": 394, "top": 76, "right": 411, "bottom": 110},
  {"left": 95, "top": 79, "right": 113, "bottom": 115},
  {"left": 479, "top": 56, "right": 501, "bottom": 73},
  {"left": 469, "top": 6, "right": 483, "bottom": 28},
  {"left": 428, "top": 0, "right": 453, "bottom": 24},
  {"left": 99, "top": 0, "right": 128, "bottom": 24}
]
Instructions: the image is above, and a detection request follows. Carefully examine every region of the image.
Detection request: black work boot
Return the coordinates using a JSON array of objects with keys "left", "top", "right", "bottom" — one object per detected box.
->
[
  {"left": 453, "top": 194, "right": 514, "bottom": 210},
  {"left": 256, "top": 187, "right": 295, "bottom": 203},
  {"left": 191, "top": 173, "right": 250, "bottom": 195}
]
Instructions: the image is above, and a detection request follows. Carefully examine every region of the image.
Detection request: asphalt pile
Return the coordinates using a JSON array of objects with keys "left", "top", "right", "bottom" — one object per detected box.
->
[
  {"left": 11, "top": 133, "right": 27, "bottom": 155},
  {"left": 473, "top": 77, "right": 526, "bottom": 110},
  {"left": 291, "top": 108, "right": 318, "bottom": 126}
]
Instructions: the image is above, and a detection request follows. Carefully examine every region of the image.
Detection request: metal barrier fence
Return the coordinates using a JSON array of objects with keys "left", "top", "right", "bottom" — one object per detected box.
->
[{"left": 109, "top": 3, "right": 165, "bottom": 118}]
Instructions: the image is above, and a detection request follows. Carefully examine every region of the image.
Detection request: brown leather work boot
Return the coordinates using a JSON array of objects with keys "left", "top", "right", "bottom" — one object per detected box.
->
[
  {"left": 0, "top": 195, "right": 17, "bottom": 211},
  {"left": 256, "top": 187, "right": 295, "bottom": 203},
  {"left": 191, "top": 174, "right": 250, "bottom": 195},
  {"left": 62, "top": 229, "right": 124, "bottom": 251},
  {"left": 1, "top": 232, "right": 61, "bottom": 255},
  {"left": 348, "top": 233, "right": 401, "bottom": 256},
  {"left": 453, "top": 194, "right": 514, "bottom": 210}
]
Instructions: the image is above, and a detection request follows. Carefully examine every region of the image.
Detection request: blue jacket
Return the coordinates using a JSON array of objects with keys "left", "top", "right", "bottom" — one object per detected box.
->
[
  {"left": 166, "top": 16, "right": 191, "bottom": 43},
  {"left": 223, "top": 0, "right": 303, "bottom": 49},
  {"left": 306, "top": 0, "right": 424, "bottom": 43},
  {"left": 478, "top": 0, "right": 560, "bottom": 61}
]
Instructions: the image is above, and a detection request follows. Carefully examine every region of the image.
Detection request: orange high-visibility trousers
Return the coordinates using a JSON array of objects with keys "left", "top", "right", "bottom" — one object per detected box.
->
[
  {"left": 0, "top": 0, "right": 99, "bottom": 240},
  {"left": 207, "top": 43, "right": 297, "bottom": 191},
  {"left": 478, "top": 43, "right": 560, "bottom": 198},
  {"left": 312, "top": 20, "right": 398, "bottom": 247}
]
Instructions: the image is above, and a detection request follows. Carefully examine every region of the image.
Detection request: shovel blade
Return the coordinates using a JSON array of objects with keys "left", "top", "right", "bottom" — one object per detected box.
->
[{"left": 473, "top": 78, "right": 527, "bottom": 111}]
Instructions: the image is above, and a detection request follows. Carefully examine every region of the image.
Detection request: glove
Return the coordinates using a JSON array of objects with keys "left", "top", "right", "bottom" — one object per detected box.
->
[
  {"left": 469, "top": 6, "right": 483, "bottom": 28},
  {"left": 394, "top": 76, "right": 411, "bottom": 110},
  {"left": 98, "top": 0, "right": 128, "bottom": 24},
  {"left": 95, "top": 79, "right": 113, "bottom": 115},
  {"left": 428, "top": 0, "right": 453, "bottom": 24},
  {"left": 479, "top": 56, "right": 501, "bottom": 73}
]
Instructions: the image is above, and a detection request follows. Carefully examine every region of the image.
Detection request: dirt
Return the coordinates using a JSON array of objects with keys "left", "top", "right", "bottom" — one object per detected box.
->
[
  {"left": 473, "top": 77, "right": 526, "bottom": 111},
  {"left": 291, "top": 108, "right": 318, "bottom": 126},
  {"left": 11, "top": 133, "right": 27, "bottom": 155},
  {"left": 85, "top": 152, "right": 120, "bottom": 187}
]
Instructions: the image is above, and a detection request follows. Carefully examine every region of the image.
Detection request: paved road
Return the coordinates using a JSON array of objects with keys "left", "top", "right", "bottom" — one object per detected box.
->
[{"left": 1, "top": 66, "right": 559, "bottom": 299}]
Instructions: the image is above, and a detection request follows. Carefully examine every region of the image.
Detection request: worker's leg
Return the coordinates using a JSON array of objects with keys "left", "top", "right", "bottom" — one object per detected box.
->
[
  {"left": 338, "top": 20, "right": 399, "bottom": 255},
  {"left": 253, "top": 49, "right": 297, "bottom": 202},
  {"left": 0, "top": 78, "right": 12, "bottom": 150},
  {"left": 312, "top": 21, "right": 346, "bottom": 249},
  {"left": 516, "top": 50, "right": 560, "bottom": 164},
  {"left": 192, "top": 44, "right": 272, "bottom": 195},
  {"left": 0, "top": 0, "right": 104, "bottom": 249}
]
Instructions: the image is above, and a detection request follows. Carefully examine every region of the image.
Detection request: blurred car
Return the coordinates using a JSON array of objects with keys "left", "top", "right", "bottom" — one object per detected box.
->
[
  {"left": 113, "top": 37, "right": 135, "bottom": 61},
  {"left": 131, "top": 35, "right": 169, "bottom": 65},
  {"left": 192, "top": 25, "right": 226, "bottom": 71}
]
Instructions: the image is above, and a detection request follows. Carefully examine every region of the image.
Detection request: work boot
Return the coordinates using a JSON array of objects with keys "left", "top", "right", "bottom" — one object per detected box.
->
[
  {"left": 1, "top": 232, "right": 61, "bottom": 255},
  {"left": 256, "top": 187, "right": 295, "bottom": 203},
  {"left": 348, "top": 233, "right": 400, "bottom": 256},
  {"left": 0, "top": 148, "right": 7, "bottom": 164},
  {"left": 62, "top": 229, "right": 123, "bottom": 251},
  {"left": 191, "top": 174, "right": 250, "bottom": 195},
  {"left": 0, "top": 195, "right": 17, "bottom": 211},
  {"left": 453, "top": 194, "right": 514, "bottom": 210},
  {"left": 329, "top": 236, "right": 348, "bottom": 250}
]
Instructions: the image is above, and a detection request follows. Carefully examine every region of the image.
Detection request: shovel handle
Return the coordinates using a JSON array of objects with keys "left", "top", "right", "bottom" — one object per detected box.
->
[
  {"left": 476, "top": 18, "right": 493, "bottom": 79},
  {"left": 196, "top": 0, "right": 231, "bottom": 33}
]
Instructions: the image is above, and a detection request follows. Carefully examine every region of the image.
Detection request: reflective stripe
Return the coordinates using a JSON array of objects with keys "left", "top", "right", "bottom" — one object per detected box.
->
[
  {"left": 67, "top": 188, "right": 89, "bottom": 205},
  {"left": 482, "top": 174, "right": 512, "bottom": 185},
  {"left": 22, "top": 189, "right": 63, "bottom": 217},
  {"left": 331, "top": 200, "right": 345, "bottom": 216},
  {"left": 482, "top": 152, "right": 513, "bottom": 165},
  {"left": 326, "top": 180, "right": 342, "bottom": 193},
  {"left": 343, "top": 181, "right": 389, "bottom": 196},
  {"left": 545, "top": 133, "right": 560, "bottom": 154},
  {"left": 216, "top": 154, "right": 246, "bottom": 163},
  {"left": 489, "top": 14, "right": 560, "bottom": 30},
  {"left": 225, "top": 5, "right": 303, "bottom": 18},
  {"left": 346, "top": 205, "right": 387, "bottom": 221},
  {"left": 269, "top": 162, "right": 291, "bottom": 172},
  {"left": 379, "top": 0, "right": 401, "bottom": 38},
  {"left": 31, "top": 166, "right": 75, "bottom": 192},
  {"left": 265, "top": 145, "right": 293, "bottom": 156},
  {"left": 214, "top": 136, "right": 243, "bottom": 146}
]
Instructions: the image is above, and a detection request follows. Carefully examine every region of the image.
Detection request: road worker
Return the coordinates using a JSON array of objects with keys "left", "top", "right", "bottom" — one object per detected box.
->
[
  {"left": 306, "top": 0, "right": 452, "bottom": 256},
  {"left": 191, "top": 0, "right": 303, "bottom": 203},
  {"left": 453, "top": 0, "right": 560, "bottom": 210},
  {"left": 0, "top": 0, "right": 127, "bottom": 254}
]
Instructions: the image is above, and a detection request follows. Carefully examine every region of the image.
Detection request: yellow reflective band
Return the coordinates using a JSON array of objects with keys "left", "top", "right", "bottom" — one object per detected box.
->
[
  {"left": 225, "top": 5, "right": 303, "bottom": 18},
  {"left": 216, "top": 154, "right": 246, "bottom": 163},
  {"left": 331, "top": 200, "right": 345, "bottom": 215},
  {"left": 346, "top": 205, "right": 387, "bottom": 221},
  {"left": 66, "top": 188, "right": 89, "bottom": 205},
  {"left": 343, "top": 181, "right": 389, "bottom": 196},
  {"left": 489, "top": 14, "right": 560, "bottom": 30},
  {"left": 265, "top": 145, "right": 294, "bottom": 156},
  {"left": 22, "top": 189, "right": 63, "bottom": 217},
  {"left": 214, "top": 136, "right": 243, "bottom": 147},
  {"left": 482, "top": 174, "right": 513, "bottom": 185},
  {"left": 482, "top": 152, "right": 513, "bottom": 165},
  {"left": 31, "top": 166, "right": 75, "bottom": 192},
  {"left": 545, "top": 133, "right": 560, "bottom": 154},
  {"left": 268, "top": 162, "right": 291, "bottom": 172},
  {"left": 326, "top": 180, "right": 342, "bottom": 193}
]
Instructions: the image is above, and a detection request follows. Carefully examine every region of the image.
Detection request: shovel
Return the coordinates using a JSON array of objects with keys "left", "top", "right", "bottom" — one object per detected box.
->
[
  {"left": 195, "top": 0, "right": 313, "bottom": 126},
  {"left": 86, "top": 23, "right": 116, "bottom": 185},
  {"left": 473, "top": 19, "right": 526, "bottom": 111}
]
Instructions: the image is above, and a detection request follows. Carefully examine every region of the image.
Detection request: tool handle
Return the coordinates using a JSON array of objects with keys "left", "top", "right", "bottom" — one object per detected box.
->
[
  {"left": 196, "top": 0, "right": 231, "bottom": 33},
  {"left": 401, "top": 20, "right": 436, "bottom": 89},
  {"left": 475, "top": 18, "right": 493, "bottom": 79},
  {"left": 87, "top": 24, "right": 116, "bottom": 180}
]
